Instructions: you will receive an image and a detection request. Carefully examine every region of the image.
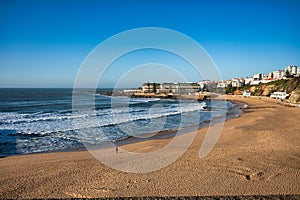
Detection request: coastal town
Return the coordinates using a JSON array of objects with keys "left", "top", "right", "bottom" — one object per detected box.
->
[{"left": 113, "top": 65, "right": 300, "bottom": 103}]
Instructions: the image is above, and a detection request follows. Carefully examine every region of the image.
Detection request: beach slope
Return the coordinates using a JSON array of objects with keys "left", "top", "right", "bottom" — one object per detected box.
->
[{"left": 0, "top": 97, "right": 299, "bottom": 198}]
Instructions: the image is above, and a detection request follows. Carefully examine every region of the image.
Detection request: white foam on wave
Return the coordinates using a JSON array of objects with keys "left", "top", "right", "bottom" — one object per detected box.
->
[
  {"left": 0, "top": 101, "right": 207, "bottom": 136},
  {"left": 128, "top": 98, "right": 161, "bottom": 103}
]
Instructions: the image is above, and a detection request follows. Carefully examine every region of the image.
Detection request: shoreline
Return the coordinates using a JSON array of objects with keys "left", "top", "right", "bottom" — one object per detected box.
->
[
  {"left": 0, "top": 96, "right": 299, "bottom": 198},
  {"left": 114, "top": 99, "right": 245, "bottom": 150},
  {"left": 0, "top": 99, "right": 245, "bottom": 158}
]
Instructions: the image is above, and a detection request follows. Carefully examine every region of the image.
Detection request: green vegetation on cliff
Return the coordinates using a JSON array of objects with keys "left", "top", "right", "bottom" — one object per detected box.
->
[{"left": 237, "top": 78, "right": 300, "bottom": 96}]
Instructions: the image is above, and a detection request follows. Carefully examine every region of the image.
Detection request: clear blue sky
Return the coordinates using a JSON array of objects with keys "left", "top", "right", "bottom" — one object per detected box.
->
[{"left": 0, "top": 0, "right": 299, "bottom": 88}]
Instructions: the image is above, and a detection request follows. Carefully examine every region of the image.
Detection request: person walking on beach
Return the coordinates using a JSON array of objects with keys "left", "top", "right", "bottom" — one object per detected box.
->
[{"left": 116, "top": 145, "right": 118, "bottom": 153}]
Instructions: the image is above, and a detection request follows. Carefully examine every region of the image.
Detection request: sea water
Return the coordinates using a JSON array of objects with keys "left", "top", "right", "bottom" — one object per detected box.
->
[{"left": 0, "top": 88, "right": 234, "bottom": 156}]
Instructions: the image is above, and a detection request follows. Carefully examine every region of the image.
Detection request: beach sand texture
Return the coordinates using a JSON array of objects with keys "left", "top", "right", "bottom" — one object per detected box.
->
[{"left": 0, "top": 96, "right": 299, "bottom": 198}]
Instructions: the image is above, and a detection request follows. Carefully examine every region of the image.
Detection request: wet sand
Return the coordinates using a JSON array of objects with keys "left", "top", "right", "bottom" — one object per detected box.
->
[{"left": 0, "top": 96, "right": 299, "bottom": 198}]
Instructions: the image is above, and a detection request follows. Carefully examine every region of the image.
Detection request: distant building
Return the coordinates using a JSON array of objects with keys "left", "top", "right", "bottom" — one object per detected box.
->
[
  {"left": 273, "top": 70, "right": 285, "bottom": 79},
  {"left": 285, "top": 65, "right": 297, "bottom": 76},
  {"left": 177, "top": 82, "right": 201, "bottom": 94},
  {"left": 226, "top": 80, "right": 232, "bottom": 87},
  {"left": 231, "top": 79, "right": 243, "bottom": 87},
  {"left": 157, "top": 83, "right": 178, "bottom": 94},
  {"left": 268, "top": 72, "right": 274, "bottom": 79},
  {"left": 142, "top": 82, "right": 161, "bottom": 93},
  {"left": 216, "top": 81, "right": 227, "bottom": 88},
  {"left": 261, "top": 79, "right": 273, "bottom": 84},
  {"left": 244, "top": 78, "right": 253, "bottom": 85},
  {"left": 263, "top": 74, "right": 269, "bottom": 79},
  {"left": 197, "top": 80, "right": 211, "bottom": 91},
  {"left": 155, "top": 82, "right": 201, "bottom": 94},
  {"left": 250, "top": 80, "right": 263, "bottom": 85},
  {"left": 253, "top": 73, "right": 263, "bottom": 80}
]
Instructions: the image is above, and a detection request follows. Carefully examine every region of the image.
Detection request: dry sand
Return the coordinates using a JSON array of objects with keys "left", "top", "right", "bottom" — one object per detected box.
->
[{"left": 0, "top": 96, "right": 299, "bottom": 198}]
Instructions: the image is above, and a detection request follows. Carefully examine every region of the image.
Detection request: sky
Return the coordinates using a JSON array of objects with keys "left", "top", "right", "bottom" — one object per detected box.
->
[{"left": 0, "top": 0, "right": 299, "bottom": 88}]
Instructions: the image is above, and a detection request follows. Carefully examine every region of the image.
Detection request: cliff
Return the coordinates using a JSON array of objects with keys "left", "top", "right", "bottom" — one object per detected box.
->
[{"left": 235, "top": 78, "right": 300, "bottom": 103}]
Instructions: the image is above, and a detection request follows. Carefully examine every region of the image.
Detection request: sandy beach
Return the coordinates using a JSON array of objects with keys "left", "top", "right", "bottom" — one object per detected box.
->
[{"left": 0, "top": 96, "right": 299, "bottom": 198}]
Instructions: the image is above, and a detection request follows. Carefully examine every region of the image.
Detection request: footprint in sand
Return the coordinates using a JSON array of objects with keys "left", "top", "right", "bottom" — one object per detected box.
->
[
  {"left": 242, "top": 171, "right": 281, "bottom": 181},
  {"left": 213, "top": 165, "right": 282, "bottom": 182},
  {"left": 244, "top": 171, "right": 265, "bottom": 181}
]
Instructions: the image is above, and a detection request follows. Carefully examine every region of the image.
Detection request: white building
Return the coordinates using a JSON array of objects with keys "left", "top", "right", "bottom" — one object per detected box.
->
[
  {"left": 253, "top": 73, "right": 263, "bottom": 80},
  {"left": 261, "top": 79, "right": 273, "bottom": 84},
  {"left": 142, "top": 82, "right": 161, "bottom": 93},
  {"left": 156, "top": 82, "right": 201, "bottom": 94},
  {"left": 216, "top": 81, "right": 227, "bottom": 88},
  {"left": 231, "top": 79, "right": 243, "bottom": 87},
  {"left": 285, "top": 65, "right": 297, "bottom": 76},
  {"left": 156, "top": 83, "right": 177, "bottom": 94},
  {"left": 263, "top": 74, "right": 269, "bottom": 79},
  {"left": 250, "top": 80, "right": 262, "bottom": 85},
  {"left": 244, "top": 77, "right": 253, "bottom": 85},
  {"left": 273, "top": 70, "right": 285, "bottom": 79},
  {"left": 197, "top": 80, "right": 211, "bottom": 91},
  {"left": 268, "top": 72, "right": 274, "bottom": 79}
]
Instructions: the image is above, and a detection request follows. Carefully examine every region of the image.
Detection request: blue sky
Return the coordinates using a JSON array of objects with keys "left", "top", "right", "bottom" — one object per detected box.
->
[{"left": 0, "top": 0, "right": 299, "bottom": 88}]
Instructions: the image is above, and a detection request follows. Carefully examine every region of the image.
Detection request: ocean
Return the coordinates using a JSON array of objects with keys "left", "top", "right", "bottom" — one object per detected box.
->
[{"left": 0, "top": 88, "right": 237, "bottom": 156}]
